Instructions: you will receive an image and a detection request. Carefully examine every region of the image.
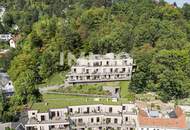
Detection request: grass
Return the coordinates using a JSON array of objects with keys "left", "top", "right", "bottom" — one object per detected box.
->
[
  {"left": 120, "top": 81, "right": 135, "bottom": 100},
  {"left": 56, "top": 84, "right": 110, "bottom": 95},
  {"left": 31, "top": 93, "right": 130, "bottom": 112},
  {"left": 36, "top": 72, "right": 66, "bottom": 87},
  {"left": 32, "top": 81, "right": 135, "bottom": 112}
]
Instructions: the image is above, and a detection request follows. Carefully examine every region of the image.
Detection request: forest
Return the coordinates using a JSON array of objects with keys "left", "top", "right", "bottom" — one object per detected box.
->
[{"left": 0, "top": 0, "right": 190, "bottom": 122}]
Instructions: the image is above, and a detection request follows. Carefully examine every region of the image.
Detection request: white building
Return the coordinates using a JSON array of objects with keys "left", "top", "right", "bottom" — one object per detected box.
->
[
  {"left": 9, "top": 38, "right": 16, "bottom": 48},
  {"left": 0, "top": 72, "right": 14, "bottom": 96},
  {"left": 66, "top": 53, "right": 134, "bottom": 84},
  {"left": 25, "top": 104, "right": 137, "bottom": 130},
  {"left": 25, "top": 104, "right": 188, "bottom": 130},
  {"left": 0, "top": 34, "right": 12, "bottom": 41}
]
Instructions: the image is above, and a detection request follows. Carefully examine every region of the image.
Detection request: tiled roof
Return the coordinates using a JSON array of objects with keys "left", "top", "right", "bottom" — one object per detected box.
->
[{"left": 138, "top": 106, "right": 187, "bottom": 129}]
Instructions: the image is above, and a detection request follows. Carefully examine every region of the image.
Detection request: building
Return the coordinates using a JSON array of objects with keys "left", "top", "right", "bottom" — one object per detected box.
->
[
  {"left": 137, "top": 106, "right": 187, "bottom": 130},
  {"left": 0, "top": 72, "right": 14, "bottom": 96},
  {"left": 25, "top": 104, "right": 137, "bottom": 130},
  {"left": 66, "top": 53, "right": 134, "bottom": 84},
  {"left": 9, "top": 39, "right": 16, "bottom": 48},
  {"left": 25, "top": 104, "right": 188, "bottom": 130},
  {"left": 0, "top": 34, "right": 12, "bottom": 41}
]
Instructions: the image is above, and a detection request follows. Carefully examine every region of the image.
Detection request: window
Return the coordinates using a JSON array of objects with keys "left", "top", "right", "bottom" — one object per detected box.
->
[
  {"left": 114, "top": 118, "right": 118, "bottom": 123},
  {"left": 109, "top": 107, "right": 112, "bottom": 113},
  {"left": 125, "top": 117, "right": 128, "bottom": 121},
  {"left": 98, "top": 106, "right": 100, "bottom": 111},
  {"left": 122, "top": 106, "right": 126, "bottom": 110},
  {"left": 97, "top": 117, "right": 100, "bottom": 122},
  {"left": 57, "top": 112, "right": 59, "bottom": 116},
  {"left": 69, "top": 108, "right": 73, "bottom": 113},
  {"left": 106, "top": 61, "right": 109, "bottom": 65},
  {"left": 110, "top": 68, "right": 113, "bottom": 73},
  {"left": 106, "top": 118, "right": 111, "bottom": 124},
  {"left": 32, "top": 112, "right": 35, "bottom": 115},
  {"left": 91, "top": 118, "right": 94, "bottom": 123},
  {"left": 41, "top": 115, "right": 45, "bottom": 121}
]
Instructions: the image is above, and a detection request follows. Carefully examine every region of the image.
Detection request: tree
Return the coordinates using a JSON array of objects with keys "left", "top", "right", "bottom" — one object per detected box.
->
[
  {"left": 8, "top": 50, "right": 42, "bottom": 104},
  {"left": 13, "top": 69, "right": 42, "bottom": 104},
  {"left": 129, "top": 44, "right": 155, "bottom": 92},
  {"left": 182, "top": 3, "right": 190, "bottom": 20},
  {"left": 158, "top": 70, "right": 190, "bottom": 102}
]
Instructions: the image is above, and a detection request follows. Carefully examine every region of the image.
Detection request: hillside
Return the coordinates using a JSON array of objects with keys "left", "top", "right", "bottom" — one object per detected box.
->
[{"left": 0, "top": 0, "right": 190, "bottom": 122}]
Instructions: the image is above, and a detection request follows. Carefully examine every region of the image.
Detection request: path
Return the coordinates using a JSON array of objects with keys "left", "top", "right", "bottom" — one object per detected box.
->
[{"left": 39, "top": 85, "right": 64, "bottom": 93}]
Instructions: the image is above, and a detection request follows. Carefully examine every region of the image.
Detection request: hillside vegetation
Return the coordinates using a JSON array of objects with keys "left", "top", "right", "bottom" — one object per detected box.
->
[{"left": 0, "top": 0, "right": 190, "bottom": 122}]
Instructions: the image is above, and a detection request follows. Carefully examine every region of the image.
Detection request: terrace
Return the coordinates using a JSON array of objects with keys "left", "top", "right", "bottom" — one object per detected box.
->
[{"left": 138, "top": 106, "right": 187, "bottom": 129}]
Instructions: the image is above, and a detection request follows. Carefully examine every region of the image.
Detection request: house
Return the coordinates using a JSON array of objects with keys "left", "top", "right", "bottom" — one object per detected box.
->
[
  {"left": 66, "top": 53, "right": 135, "bottom": 84},
  {"left": 0, "top": 72, "right": 14, "bottom": 96},
  {"left": 0, "top": 34, "right": 12, "bottom": 41},
  {"left": 9, "top": 38, "right": 16, "bottom": 48},
  {"left": 9, "top": 34, "right": 21, "bottom": 48},
  {"left": 0, "top": 112, "right": 28, "bottom": 130},
  {"left": 137, "top": 106, "right": 187, "bottom": 130}
]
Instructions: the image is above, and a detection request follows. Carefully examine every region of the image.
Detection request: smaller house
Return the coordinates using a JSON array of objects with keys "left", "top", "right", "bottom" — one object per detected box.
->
[
  {"left": 0, "top": 34, "right": 12, "bottom": 41},
  {"left": 0, "top": 72, "right": 14, "bottom": 96},
  {"left": 9, "top": 38, "right": 16, "bottom": 48},
  {"left": 9, "top": 34, "right": 21, "bottom": 48}
]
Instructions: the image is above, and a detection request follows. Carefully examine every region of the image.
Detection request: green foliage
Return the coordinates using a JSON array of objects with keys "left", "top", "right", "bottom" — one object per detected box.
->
[
  {"left": 182, "top": 3, "right": 190, "bottom": 20},
  {"left": 1, "top": 0, "right": 190, "bottom": 113}
]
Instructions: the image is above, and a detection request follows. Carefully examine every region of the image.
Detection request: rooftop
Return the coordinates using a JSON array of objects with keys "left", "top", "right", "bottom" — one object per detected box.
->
[
  {"left": 138, "top": 106, "right": 187, "bottom": 129},
  {"left": 79, "top": 53, "right": 132, "bottom": 60}
]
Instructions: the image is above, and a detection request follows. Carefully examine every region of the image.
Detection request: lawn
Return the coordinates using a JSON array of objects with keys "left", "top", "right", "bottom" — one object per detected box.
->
[
  {"left": 31, "top": 81, "right": 135, "bottom": 112},
  {"left": 31, "top": 93, "right": 129, "bottom": 112},
  {"left": 56, "top": 84, "right": 111, "bottom": 95},
  {"left": 120, "top": 81, "right": 135, "bottom": 100},
  {"left": 36, "top": 72, "right": 66, "bottom": 87}
]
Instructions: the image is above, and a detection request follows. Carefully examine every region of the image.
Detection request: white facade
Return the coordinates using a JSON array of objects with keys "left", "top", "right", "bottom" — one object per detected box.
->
[
  {"left": 25, "top": 104, "right": 188, "bottom": 130},
  {"left": 66, "top": 53, "right": 134, "bottom": 84},
  {"left": 26, "top": 104, "right": 137, "bottom": 130},
  {"left": 9, "top": 39, "right": 16, "bottom": 48},
  {"left": 0, "top": 34, "right": 12, "bottom": 41}
]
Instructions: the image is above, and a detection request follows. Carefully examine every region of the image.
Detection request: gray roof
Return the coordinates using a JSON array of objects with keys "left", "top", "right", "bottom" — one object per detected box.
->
[{"left": 0, "top": 72, "right": 10, "bottom": 86}]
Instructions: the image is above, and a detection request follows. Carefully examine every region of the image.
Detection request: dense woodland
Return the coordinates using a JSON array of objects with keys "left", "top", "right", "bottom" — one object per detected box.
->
[{"left": 0, "top": 0, "right": 190, "bottom": 122}]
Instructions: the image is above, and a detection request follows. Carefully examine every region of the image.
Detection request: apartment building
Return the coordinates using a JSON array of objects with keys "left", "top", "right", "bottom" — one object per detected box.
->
[
  {"left": 66, "top": 53, "right": 134, "bottom": 84},
  {"left": 26, "top": 108, "right": 70, "bottom": 130},
  {"left": 25, "top": 104, "right": 137, "bottom": 130},
  {"left": 25, "top": 104, "right": 188, "bottom": 130}
]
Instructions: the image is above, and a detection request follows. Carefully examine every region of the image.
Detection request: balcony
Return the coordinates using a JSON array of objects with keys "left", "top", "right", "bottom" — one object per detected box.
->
[{"left": 27, "top": 117, "right": 70, "bottom": 125}]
